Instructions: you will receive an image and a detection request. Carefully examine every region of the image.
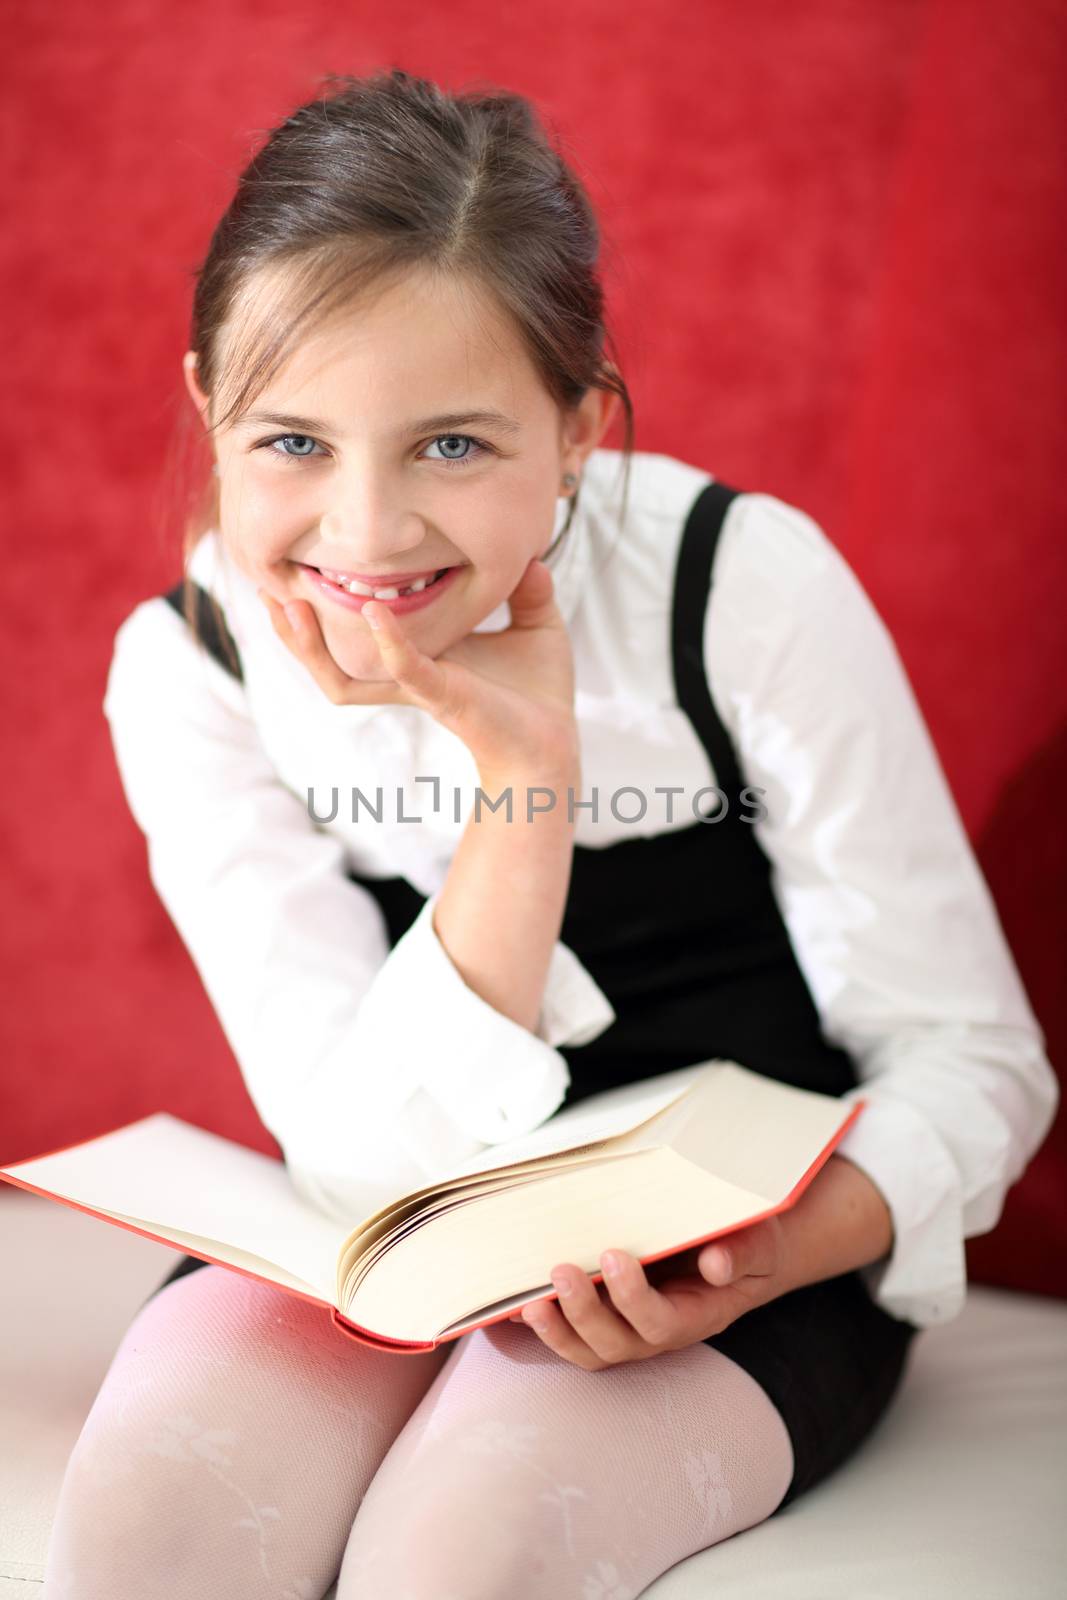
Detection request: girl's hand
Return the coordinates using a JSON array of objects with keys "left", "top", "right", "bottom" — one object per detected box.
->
[
  {"left": 258, "top": 557, "right": 578, "bottom": 779},
  {"left": 506, "top": 1217, "right": 790, "bottom": 1371}
]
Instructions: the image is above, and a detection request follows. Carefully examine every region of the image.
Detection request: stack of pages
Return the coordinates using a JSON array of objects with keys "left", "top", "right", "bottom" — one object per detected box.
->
[{"left": 0, "top": 1059, "right": 863, "bottom": 1352}]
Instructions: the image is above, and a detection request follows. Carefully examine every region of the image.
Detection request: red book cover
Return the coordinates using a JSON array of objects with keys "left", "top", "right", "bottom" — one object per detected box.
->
[{"left": 1, "top": 1077, "right": 865, "bottom": 1355}]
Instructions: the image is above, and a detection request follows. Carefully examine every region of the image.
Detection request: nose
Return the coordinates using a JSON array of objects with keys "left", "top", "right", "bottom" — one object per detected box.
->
[{"left": 317, "top": 461, "right": 427, "bottom": 566}]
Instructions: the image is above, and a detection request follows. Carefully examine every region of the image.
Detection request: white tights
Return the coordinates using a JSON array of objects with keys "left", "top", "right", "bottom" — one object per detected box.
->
[{"left": 44, "top": 1263, "right": 795, "bottom": 1599}]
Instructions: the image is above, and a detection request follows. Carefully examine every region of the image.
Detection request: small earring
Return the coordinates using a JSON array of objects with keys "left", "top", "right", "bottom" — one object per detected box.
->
[{"left": 561, "top": 472, "right": 578, "bottom": 493}]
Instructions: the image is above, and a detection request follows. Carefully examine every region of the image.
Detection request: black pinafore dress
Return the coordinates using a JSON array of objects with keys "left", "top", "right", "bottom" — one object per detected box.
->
[{"left": 144, "top": 480, "right": 920, "bottom": 1511}]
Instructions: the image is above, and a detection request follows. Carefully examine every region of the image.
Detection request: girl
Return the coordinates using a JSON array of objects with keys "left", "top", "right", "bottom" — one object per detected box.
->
[{"left": 47, "top": 68, "right": 1056, "bottom": 1599}]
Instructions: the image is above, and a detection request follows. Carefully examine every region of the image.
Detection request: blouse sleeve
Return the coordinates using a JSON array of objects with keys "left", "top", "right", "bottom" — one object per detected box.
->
[
  {"left": 703, "top": 492, "right": 1059, "bottom": 1328},
  {"left": 102, "top": 598, "right": 615, "bottom": 1223}
]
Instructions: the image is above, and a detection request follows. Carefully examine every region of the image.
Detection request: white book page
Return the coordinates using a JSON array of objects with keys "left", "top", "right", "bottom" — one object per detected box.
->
[
  {"left": 438, "top": 1060, "right": 721, "bottom": 1182},
  {"left": 2, "top": 1114, "right": 348, "bottom": 1302}
]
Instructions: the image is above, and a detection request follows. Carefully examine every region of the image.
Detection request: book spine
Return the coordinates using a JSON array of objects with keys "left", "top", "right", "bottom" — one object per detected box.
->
[{"left": 330, "top": 1306, "right": 441, "bottom": 1354}]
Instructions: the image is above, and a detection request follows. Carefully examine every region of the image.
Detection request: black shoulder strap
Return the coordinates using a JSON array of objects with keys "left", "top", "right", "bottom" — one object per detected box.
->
[
  {"left": 162, "top": 580, "right": 244, "bottom": 683},
  {"left": 670, "top": 478, "right": 744, "bottom": 795}
]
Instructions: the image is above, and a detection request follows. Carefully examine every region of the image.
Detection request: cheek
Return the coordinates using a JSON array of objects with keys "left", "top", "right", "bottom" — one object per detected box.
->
[
  {"left": 219, "top": 479, "right": 293, "bottom": 557},
  {"left": 221, "top": 526, "right": 291, "bottom": 586},
  {"left": 465, "top": 541, "right": 536, "bottom": 607}
]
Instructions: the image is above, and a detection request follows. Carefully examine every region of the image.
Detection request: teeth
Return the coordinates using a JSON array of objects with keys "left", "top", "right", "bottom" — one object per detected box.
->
[
  {"left": 326, "top": 570, "right": 443, "bottom": 598},
  {"left": 319, "top": 566, "right": 447, "bottom": 598}
]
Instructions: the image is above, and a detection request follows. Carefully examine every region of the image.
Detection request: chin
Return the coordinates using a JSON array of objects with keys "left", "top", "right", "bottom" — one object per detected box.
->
[{"left": 333, "top": 652, "right": 396, "bottom": 685}]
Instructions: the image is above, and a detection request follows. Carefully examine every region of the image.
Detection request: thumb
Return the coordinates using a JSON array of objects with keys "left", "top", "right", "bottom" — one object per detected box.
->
[
  {"left": 697, "top": 1219, "right": 779, "bottom": 1285},
  {"left": 506, "top": 558, "right": 560, "bottom": 630},
  {"left": 698, "top": 1243, "right": 736, "bottom": 1286}
]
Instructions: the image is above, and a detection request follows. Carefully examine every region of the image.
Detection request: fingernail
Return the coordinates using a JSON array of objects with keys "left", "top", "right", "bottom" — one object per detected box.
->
[
  {"left": 283, "top": 602, "right": 303, "bottom": 631},
  {"left": 602, "top": 1251, "right": 621, "bottom": 1277},
  {"left": 364, "top": 605, "right": 380, "bottom": 632},
  {"left": 552, "top": 1273, "right": 572, "bottom": 1297}
]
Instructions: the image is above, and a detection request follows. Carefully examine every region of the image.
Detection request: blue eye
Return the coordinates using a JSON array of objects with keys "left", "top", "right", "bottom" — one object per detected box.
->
[
  {"left": 422, "top": 435, "right": 489, "bottom": 468},
  {"left": 262, "top": 434, "right": 323, "bottom": 462},
  {"left": 255, "top": 432, "right": 491, "bottom": 469}
]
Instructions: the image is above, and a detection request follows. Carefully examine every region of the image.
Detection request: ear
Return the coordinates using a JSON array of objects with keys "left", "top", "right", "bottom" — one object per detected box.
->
[
  {"left": 586, "top": 383, "right": 620, "bottom": 448},
  {"left": 562, "top": 384, "right": 621, "bottom": 475},
  {"left": 182, "top": 351, "right": 212, "bottom": 429}
]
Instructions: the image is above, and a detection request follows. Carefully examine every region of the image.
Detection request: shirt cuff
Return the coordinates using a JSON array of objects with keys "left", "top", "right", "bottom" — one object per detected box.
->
[
  {"left": 835, "top": 1089, "right": 967, "bottom": 1328},
  {"left": 536, "top": 940, "right": 617, "bottom": 1047},
  {"left": 360, "top": 891, "right": 573, "bottom": 1147}
]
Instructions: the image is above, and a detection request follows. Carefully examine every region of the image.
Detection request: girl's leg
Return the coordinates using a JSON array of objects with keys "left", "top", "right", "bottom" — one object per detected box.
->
[
  {"left": 43, "top": 1264, "right": 454, "bottom": 1600},
  {"left": 335, "top": 1319, "right": 795, "bottom": 1600}
]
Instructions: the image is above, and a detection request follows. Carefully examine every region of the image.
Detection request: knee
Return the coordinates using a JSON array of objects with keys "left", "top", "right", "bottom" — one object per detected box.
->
[
  {"left": 44, "top": 1277, "right": 267, "bottom": 1596},
  {"left": 342, "top": 1485, "right": 536, "bottom": 1600},
  {"left": 45, "top": 1420, "right": 202, "bottom": 1597},
  {"left": 337, "top": 1323, "right": 603, "bottom": 1598}
]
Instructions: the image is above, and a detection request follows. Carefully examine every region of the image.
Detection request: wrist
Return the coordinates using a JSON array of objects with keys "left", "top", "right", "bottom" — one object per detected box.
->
[
  {"left": 477, "top": 738, "right": 581, "bottom": 804},
  {"left": 778, "top": 1153, "right": 895, "bottom": 1296}
]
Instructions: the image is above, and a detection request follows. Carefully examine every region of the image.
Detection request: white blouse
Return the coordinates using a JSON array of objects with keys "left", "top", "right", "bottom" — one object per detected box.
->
[{"left": 102, "top": 446, "right": 1058, "bottom": 1329}]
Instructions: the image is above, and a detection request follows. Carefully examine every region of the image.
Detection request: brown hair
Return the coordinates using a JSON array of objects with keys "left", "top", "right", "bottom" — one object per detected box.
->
[{"left": 171, "top": 67, "right": 636, "bottom": 662}]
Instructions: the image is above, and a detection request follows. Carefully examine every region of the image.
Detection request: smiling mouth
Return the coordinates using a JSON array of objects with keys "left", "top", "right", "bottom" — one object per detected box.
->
[{"left": 302, "top": 565, "right": 453, "bottom": 598}]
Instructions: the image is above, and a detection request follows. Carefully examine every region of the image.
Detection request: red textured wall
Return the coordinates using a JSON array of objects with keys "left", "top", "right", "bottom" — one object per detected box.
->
[{"left": 4, "top": 0, "right": 1064, "bottom": 1298}]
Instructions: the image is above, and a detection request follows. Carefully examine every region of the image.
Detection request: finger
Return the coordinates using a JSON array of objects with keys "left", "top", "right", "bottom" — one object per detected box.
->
[
  {"left": 258, "top": 590, "right": 364, "bottom": 700},
  {"left": 698, "top": 1230, "right": 750, "bottom": 1285},
  {"left": 521, "top": 1297, "right": 606, "bottom": 1372},
  {"left": 504, "top": 558, "right": 561, "bottom": 631},
  {"left": 596, "top": 1251, "right": 680, "bottom": 1347},
  {"left": 697, "top": 1242, "right": 737, "bottom": 1286},
  {"left": 360, "top": 600, "right": 452, "bottom": 707},
  {"left": 257, "top": 590, "right": 405, "bottom": 707},
  {"left": 258, "top": 589, "right": 316, "bottom": 643},
  {"left": 548, "top": 1264, "right": 641, "bottom": 1365},
  {"left": 698, "top": 1219, "right": 777, "bottom": 1286}
]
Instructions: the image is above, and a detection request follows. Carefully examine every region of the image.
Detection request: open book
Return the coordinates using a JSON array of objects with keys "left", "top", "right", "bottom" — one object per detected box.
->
[{"left": 0, "top": 1060, "right": 863, "bottom": 1354}]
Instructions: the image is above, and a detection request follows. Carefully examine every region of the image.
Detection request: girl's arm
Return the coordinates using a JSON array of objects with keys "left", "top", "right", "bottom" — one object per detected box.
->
[
  {"left": 432, "top": 739, "right": 583, "bottom": 1037},
  {"left": 273, "top": 557, "right": 589, "bottom": 1044},
  {"left": 704, "top": 492, "right": 1059, "bottom": 1329},
  {"left": 365, "top": 564, "right": 585, "bottom": 1039},
  {"left": 102, "top": 598, "right": 612, "bottom": 1224}
]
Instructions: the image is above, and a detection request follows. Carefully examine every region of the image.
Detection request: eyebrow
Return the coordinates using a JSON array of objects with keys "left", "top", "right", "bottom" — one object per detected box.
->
[{"left": 236, "top": 408, "right": 523, "bottom": 437}]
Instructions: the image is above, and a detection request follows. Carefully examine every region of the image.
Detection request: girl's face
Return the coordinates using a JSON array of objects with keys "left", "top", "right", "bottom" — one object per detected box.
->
[{"left": 184, "top": 266, "right": 614, "bottom": 681}]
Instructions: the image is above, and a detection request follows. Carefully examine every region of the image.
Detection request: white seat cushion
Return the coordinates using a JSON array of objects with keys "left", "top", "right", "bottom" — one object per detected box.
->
[{"left": 2, "top": 1186, "right": 1065, "bottom": 1599}]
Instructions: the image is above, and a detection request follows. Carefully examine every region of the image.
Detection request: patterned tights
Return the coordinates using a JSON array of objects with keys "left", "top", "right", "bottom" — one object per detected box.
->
[{"left": 44, "top": 1262, "right": 794, "bottom": 1599}]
